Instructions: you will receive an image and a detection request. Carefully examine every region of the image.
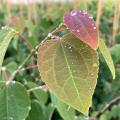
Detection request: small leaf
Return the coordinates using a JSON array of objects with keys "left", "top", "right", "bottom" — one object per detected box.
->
[
  {"left": 26, "top": 100, "right": 45, "bottom": 120},
  {"left": 32, "top": 89, "right": 48, "bottom": 105},
  {"left": 0, "top": 27, "right": 16, "bottom": 72},
  {"left": 27, "top": 82, "right": 48, "bottom": 105},
  {"left": 99, "top": 39, "right": 115, "bottom": 79},
  {"left": 51, "top": 92, "right": 75, "bottom": 120},
  {"left": 0, "top": 81, "right": 31, "bottom": 120},
  {"left": 38, "top": 33, "right": 99, "bottom": 115},
  {"left": 64, "top": 10, "right": 98, "bottom": 50}
]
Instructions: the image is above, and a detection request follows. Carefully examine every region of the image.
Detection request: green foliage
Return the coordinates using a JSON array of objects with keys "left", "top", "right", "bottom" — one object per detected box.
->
[
  {"left": 38, "top": 33, "right": 99, "bottom": 115},
  {"left": 99, "top": 39, "right": 115, "bottom": 79},
  {"left": 100, "top": 104, "right": 120, "bottom": 120},
  {"left": 0, "top": 27, "right": 16, "bottom": 73},
  {"left": 51, "top": 93, "right": 75, "bottom": 120},
  {"left": 0, "top": 1, "right": 119, "bottom": 120},
  {"left": 0, "top": 81, "right": 30, "bottom": 120}
]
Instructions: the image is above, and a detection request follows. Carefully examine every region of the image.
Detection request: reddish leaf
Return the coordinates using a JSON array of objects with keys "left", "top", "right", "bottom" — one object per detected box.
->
[{"left": 64, "top": 10, "right": 98, "bottom": 50}]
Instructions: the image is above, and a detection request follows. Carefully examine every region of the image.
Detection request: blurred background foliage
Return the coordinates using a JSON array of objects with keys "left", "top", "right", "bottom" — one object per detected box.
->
[{"left": 0, "top": 0, "right": 120, "bottom": 120}]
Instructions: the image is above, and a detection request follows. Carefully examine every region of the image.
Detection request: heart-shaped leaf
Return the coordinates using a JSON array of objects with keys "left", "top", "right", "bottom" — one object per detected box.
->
[
  {"left": 37, "top": 33, "right": 99, "bottom": 115},
  {"left": 0, "top": 81, "right": 31, "bottom": 120},
  {"left": 64, "top": 10, "right": 98, "bottom": 50}
]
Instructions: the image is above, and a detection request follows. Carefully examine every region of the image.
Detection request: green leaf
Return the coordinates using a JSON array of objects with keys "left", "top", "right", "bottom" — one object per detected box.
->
[
  {"left": 0, "top": 81, "right": 31, "bottom": 120},
  {"left": 38, "top": 33, "right": 99, "bottom": 115},
  {"left": 110, "top": 44, "right": 120, "bottom": 64},
  {"left": 99, "top": 39, "right": 115, "bottom": 79},
  {"left": 32, "top": 89, "right": 48, "bottom": 105},
  {"left": 26, "top": 82, "right": 48, "bottom": 105},
  {"left": 51, "top": 92, "right": 75, "bottom": 120},
  {"left": 26, "top": 100, "right": 45, "bottom": 120},
  {"left": 27, "top": 100, "right": 54, "bottom": 120},
  {"left": 0, "top": 26, "right": 16, "bottom": 72},
  {"left": 44, "top": 104, "right": 55, "bottom": 120}
]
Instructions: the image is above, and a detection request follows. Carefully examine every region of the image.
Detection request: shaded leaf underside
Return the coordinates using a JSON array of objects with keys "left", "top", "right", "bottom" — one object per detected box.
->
[{"left": 38, "top": 34, "right": 99, "bottom": 115}]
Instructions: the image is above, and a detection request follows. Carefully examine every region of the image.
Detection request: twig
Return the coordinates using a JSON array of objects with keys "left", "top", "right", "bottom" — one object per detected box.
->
[
  {"left": 8, "top": 22, "right": 65, "bottom": 81},
  {"left": 8, "top": 50, "right": 36, "bottom": 81},
  {"left": 17, "top": 32, "right": 33, "bottom": 49},
  {"left": 1, "top": 67, "right": 9, "bottom": 80},
  {"left": 28, "top": 85, "right": 49, "bottom": 92},
  {"left": 96, "top": 96, "right": 120, "bottom": 118}
]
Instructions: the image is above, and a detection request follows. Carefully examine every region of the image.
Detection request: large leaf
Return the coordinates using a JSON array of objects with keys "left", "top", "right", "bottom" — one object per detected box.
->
[
  {"left": 99, "top": 39, "right": 115, "bottom": 79},
  {"left": 51, "top": 92, "right": 75, "bottom": 120},
  {"left": 0, "top": 81, "right": 31, "bottom": 120},
  {"left": 38, "top": 33, "right": 99, "bottom": 115},
  {"left": 0, "top": 27, "right": 16, "bottom": 72},
  {"left": 64, "top": 10, "right": 98, "bottom": 50}
]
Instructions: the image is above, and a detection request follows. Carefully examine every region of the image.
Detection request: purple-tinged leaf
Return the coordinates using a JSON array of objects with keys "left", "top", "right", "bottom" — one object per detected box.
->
[{"left": 64, "top": 10, "right": 98, "bottom": 50}]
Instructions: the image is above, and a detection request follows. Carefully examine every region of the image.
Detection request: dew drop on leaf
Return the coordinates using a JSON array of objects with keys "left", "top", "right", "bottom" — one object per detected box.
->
[
  {"left": 64, "top": 10, "right": 98, "bottom": 49},
  {"left": 93, "top": 63, "right": 97, "bottom": 67},
  {"left": 70, "top": 10, "right": 77, "bottom": 16}
]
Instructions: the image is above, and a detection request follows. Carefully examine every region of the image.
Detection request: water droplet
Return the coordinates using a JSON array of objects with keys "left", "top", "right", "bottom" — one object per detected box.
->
[
  {"left": 69, "top": 46, "right": 72, "bottom": 49},
  {"left": 93, "top": 27, "right": 96, "bottom": 30},
  {"left": 77, "top": 29, "right": 80, "bottom": 32},
  {"left": 66, "top": 28, "right": 69, "bottom": 30},
  {"left": 48, "top": 33, "right": 52, "bottom": 37},
  {"left": 70, "top": 49, "right": 72, "bottom": 52},
  {"left": 93, "top": 63, "right": 97, "bottom": 67},
  {"left": 64, "top": 45, "right": 67, "bottom": 48},
  {"left": 71, "top": 10, "right": 77, "bottom": 16},
  {"left": 28, "top": 106, "right": 31, "bottom": 110},
  {"left": 91, "top": 73, "right": 94, "bottom": 76}
]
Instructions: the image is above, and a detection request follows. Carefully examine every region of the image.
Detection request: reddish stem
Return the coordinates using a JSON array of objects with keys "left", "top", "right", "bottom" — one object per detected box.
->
[{"left": 17, "top": 32, "right": 33, "bottom": 49}]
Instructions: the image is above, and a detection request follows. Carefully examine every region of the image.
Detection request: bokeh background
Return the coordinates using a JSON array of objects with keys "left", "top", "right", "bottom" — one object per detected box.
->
[{"left": 0, "top": 0, "right": 120, "bottom": 120}]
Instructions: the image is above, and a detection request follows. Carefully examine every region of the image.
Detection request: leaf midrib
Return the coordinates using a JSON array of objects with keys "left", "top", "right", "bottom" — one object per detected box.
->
[{"left": 60, "top": 42, "right": 84, "bottom": 108}]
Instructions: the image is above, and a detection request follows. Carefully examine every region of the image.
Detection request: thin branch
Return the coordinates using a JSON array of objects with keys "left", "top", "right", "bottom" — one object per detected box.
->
[
  {"left": 19, "top": 65, "right": 38, "bottom": 72},
  {"left": 1, "top": 67, "right": 9, "bottom": 80},
  {"left": 8, "top": 50, "right": 36, "bottom": 81},
  {"left": 17, "top": 32, "right": 33, "bottom": 49},
  {"left": 8, "top": 22, "right": 65, "bottom": 81},
  {"left": 28, "top": 85, "right": 49, "bottom": 92},
  {"left": 96, "top": 96, "right": 120, "bottom": 118}
]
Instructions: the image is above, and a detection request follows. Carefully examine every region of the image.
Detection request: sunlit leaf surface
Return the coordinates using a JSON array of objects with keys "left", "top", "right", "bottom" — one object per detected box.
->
[{"left": 38, "top": 33, "right": 99, "bottom": 115}]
